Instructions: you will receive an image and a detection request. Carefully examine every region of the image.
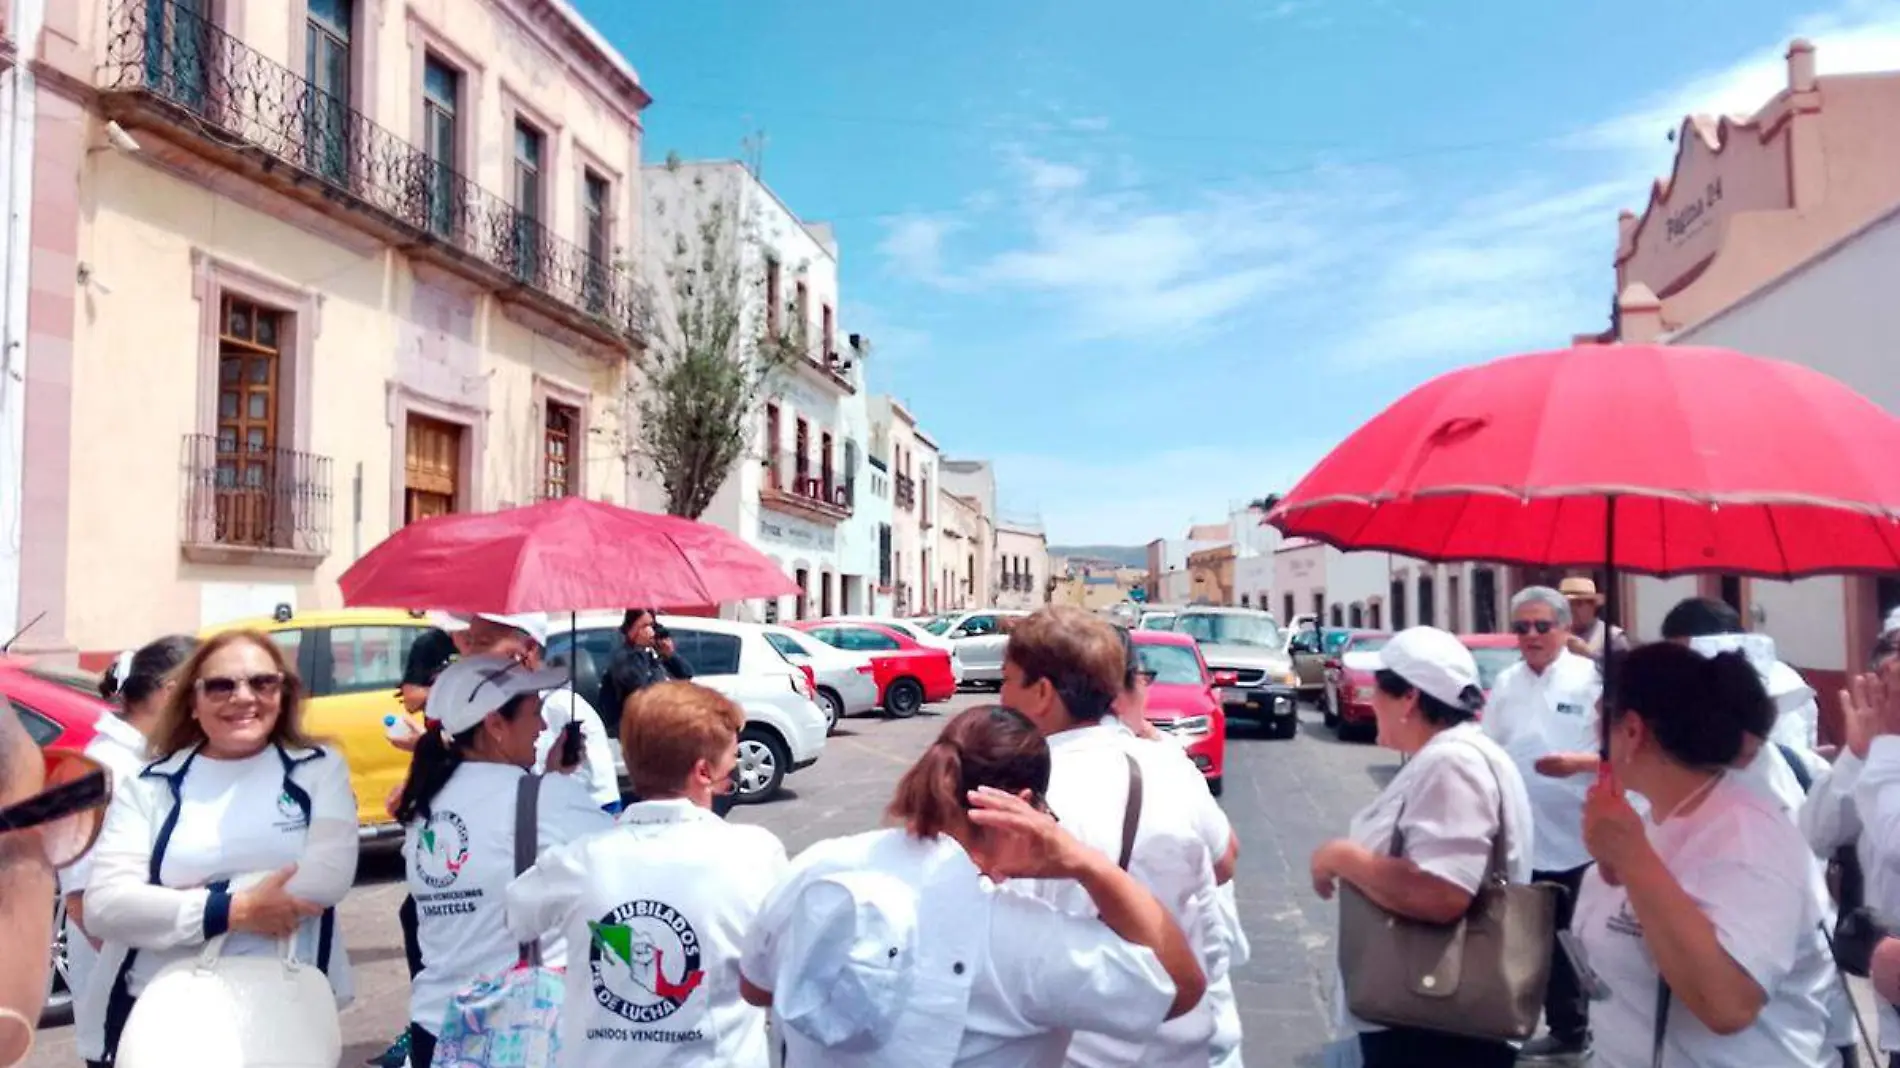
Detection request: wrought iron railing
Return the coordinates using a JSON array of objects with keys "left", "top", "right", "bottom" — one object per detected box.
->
[
  {"left": 180, "top": 433, "right": 333, "bottom": 553},
  {"left": 894, "top": 473, "right": 916, "bottom": 511},
  {"left": 763, "top": 449, "right": 853, "bottom": 514},
  {"left": 103, "top": 0, "right": 647, "bottom": 342}
]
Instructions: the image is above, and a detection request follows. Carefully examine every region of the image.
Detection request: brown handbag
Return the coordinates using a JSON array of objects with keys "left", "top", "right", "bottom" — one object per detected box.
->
[{"left": 1335, "top": 748, "right": 1561, "bottom": 1042}]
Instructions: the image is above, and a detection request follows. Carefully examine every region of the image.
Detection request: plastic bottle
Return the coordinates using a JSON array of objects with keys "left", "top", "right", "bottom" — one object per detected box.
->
[{"left": 384, "top": 714, "right": 421, "bottom": 745}]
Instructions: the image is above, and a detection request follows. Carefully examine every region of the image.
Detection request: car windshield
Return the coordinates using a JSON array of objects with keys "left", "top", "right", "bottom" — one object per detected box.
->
[
  {"left": 1346, "top": 635, "right": 1391, "bottom": 655},
  {"left": 1135, "top": 643, "right": 1204, "bottom": 685},
  {"left": 1175, "top": 612, "right": 1282, "bottom": 648},
  {"left": 922, "top": 617, "right": 952, "bottom": 636},
  {"left": 1140, "top": 613, "right": 1176, "bottom": 631},
  {"left": 1322, "top": 630, "right": 1355, "bottom": 654},
  {"left": 1469, "top": 647, "right": 1522, "bottom": 690}
]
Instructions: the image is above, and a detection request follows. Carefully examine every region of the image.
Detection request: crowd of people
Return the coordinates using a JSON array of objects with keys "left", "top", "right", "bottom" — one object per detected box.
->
[{"left": 8, "top": 588, "right": 1900, "bottom": 1067}]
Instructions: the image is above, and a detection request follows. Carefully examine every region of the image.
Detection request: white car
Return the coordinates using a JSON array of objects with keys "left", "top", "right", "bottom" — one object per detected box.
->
[
  {"left": 825, "top": 614, "right": 965, "bottom": 682},
  {"left": 938, "top": 609, "right": 1031, "bottom": 686},
  {"left": 549, "top": 614, "right": 829, "bottom": 804},
  {"left": 759, "top": 625, "right": 880, "bottom": 731}
]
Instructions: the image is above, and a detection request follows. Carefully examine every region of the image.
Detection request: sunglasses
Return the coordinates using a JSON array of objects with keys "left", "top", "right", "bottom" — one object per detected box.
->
[
  {"left": 196, "top": 672, "right": 285, "bottom": 701},
  {"left": 0, "top": 750, "right": 112, "bottom": 869},
  {"left": 1511, "top": 620, "right": 1558, "bottom": 636}
]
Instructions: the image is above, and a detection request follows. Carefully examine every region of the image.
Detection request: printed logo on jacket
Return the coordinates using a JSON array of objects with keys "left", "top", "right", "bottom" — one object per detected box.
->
[
  {"left": 414, "top": 810, "right": 480, "bottom": 917},
  {"left": 587, "top": 899, "right": 708, "bottom": 1043}
]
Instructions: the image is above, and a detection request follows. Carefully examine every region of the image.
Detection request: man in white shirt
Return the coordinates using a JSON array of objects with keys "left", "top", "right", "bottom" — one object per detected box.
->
[
  {"left": 1481, "top": 586, "right": 1601, "bottom": 1061},
  {"left": 1000, "top": 605, "right": 1224, "bottom": 1067},
  {"left": 506, "top": 681, "right": 787, "bottom": 1068}
]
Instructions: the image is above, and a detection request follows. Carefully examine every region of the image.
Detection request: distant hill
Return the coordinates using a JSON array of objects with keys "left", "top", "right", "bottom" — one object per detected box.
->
[{"left": 1048, "top": 544, "right": 1147, "bottom": 569}]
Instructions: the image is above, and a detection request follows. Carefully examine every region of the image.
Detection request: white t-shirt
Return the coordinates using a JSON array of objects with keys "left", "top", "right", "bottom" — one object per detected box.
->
[
  {"left": 59, "top": 725, "right": 147, "bottom": 1018},
  {"left": 503, "top": 798, "right": 787, "bottom": 1068},
  {"left": 404, "top": 763, "right": 615, "bottom": 1032},
  {"left": 533, "top": 686, "right": 620, "bottom": 809},
  {"left": 1011, "top": 722, "right": 1225, "bottom": 1067},
  {"left": 1334, "top": 722, "right": 1534, "bottom": 1034},
  {"left": 742, "top": 829, "right": 1176, "bottom": 1068},
  {"left": 1572, "top": 774, "right": 1834, "bottom": 1068},
  {"left": 1849, "top": 740, "right": 1900, "bottom": 1051},
  {"left": 1481, "top": 650, "right": 1601, "bottom": 872}
]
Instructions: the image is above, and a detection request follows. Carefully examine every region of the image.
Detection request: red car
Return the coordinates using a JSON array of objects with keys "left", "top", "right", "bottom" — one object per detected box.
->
[
  {"left": 0, "top": 657, "right": 126, "bottom": 1027},
  {"left": 1326, "top": 633, "right": 1523, "bottom": 741},
  {"left": 1130, "top": 630, "right": 1228, "bottom": 796},
  {"left": 794, "top": 620, "right": 958, "bottom": 716}
]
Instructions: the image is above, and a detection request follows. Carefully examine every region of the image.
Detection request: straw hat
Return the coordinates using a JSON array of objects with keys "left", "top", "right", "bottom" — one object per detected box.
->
[{"left": 1558, "top": 577, "right": 1604, "bottom": 604}]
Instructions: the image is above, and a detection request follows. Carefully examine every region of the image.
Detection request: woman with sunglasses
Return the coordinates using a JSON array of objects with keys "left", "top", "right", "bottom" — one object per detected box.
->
[
  {"left": 76, "top": 630, "right": 359, "bottom": 1067},
  {"left": 0, "top": 704, "right": 114, "bottom": 1067},
  {"left": 737, "top": 704, "right": 1204, "bottom": 1068},
  {"left": 60, "top": 635, "right": 196, "bottom": 1057}
]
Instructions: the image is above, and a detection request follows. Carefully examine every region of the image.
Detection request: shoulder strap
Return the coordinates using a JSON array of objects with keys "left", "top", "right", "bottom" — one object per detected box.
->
[
  {"left": 1117, "top": 753, "right": 1143, "bottom": 872},
  {"left": 515, "top": 772, "right": 543, "bottom": 966},
  {"left": 1776, "top": 743, "right": 1814, "bottom": 795},
  {"left": 1653, "top": 981, "right": 1670, "bottom": 1068}
]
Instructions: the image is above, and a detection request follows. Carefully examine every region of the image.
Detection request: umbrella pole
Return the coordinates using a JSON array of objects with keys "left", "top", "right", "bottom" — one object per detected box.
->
[{"left": 1600, "top": 495, "right": 1619, "bottom": 761}]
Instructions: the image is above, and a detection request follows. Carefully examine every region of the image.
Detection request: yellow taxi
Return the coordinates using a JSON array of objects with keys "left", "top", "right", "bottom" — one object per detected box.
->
[{"left": 201, "top": 607, "right": 436, "bottom": 840}]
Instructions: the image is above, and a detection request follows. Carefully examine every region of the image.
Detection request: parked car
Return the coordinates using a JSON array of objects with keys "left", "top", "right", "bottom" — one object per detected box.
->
[
  {"left": 794, "top": 620, "right": 958, "bottom": 717},
  {"left": 1326, "top": 632, "right": 1521, "bottom": 740},
  {"left": 1171, "top": 607, "right": 1300, "bottom": 739},
  {"left": 548, "top": 614, "right": 828, "bottom": 804},
  {"left": 1136, "top": 609, "right": 1179, "bottom": 631},
  {"left": 757, "top": 625, "right": 879, "bottom": 732},
  {"left": 937, "top": 610, "right": 1031, "bottom": 686},
  {"left": 1130, "top": 631, "right": 1227, "bottom": 796},
  {"left": 1289, "top": 627, "right": 1387, "bottom": 701},
  {"left": 824, "top": 614, "right": 964, "bottom": 682},
  {"left": 2, "top": 658, "right": 125, "bottom": 1028},
  {"left": 202, "top": 608, "right": 435, "bottom": 840}
]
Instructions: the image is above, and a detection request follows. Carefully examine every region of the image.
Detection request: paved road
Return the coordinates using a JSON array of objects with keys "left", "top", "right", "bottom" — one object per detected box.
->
[{"left": 25, "top": 693, "right": 1392, "bottom": 1067}]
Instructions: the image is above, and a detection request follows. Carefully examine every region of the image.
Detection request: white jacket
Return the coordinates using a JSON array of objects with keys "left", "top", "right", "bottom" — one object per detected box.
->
[{"left": 77, "top": 742, "right": 359, "bottom": 1060}]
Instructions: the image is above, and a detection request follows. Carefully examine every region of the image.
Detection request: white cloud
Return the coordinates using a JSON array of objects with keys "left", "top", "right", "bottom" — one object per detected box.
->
[
  {"left": 1572, "top": 6, "right": 1900, "bottom": 160},
  {"left": 876, "top": 214, "right": 962, "bottom": 287},
  {"left": 994, "top": 443, "right": 1332, "bottom": 545}
]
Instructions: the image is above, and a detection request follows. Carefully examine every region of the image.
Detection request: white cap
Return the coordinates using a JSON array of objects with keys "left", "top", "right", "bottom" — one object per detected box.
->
[
  {"left": 429, "top": 611, "right": 550, "bottom": 647},
  {"left": 774, "top": 870, "right": 919, "bottom": 1052},
  {"left": 1377, "top": 627, "right": 1484, "bottom": 711},
  {"left": 424, "top": 654, "right": 567, "bottom": 736},
  {"left": 1885, "top": 606, "right": 1900, "bottom": 637},
  {"left": 1686, "top": 633, "right": 1814, "bottom": 715}
]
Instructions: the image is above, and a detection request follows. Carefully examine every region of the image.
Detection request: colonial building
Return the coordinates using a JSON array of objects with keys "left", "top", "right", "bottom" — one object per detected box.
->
[
  {"left": 1580, "top": 38, "right": 1900, "bottom": 734},
  {"left": 940, "top": 458, "right": 996, "bottom": 608},
  {"left": 870, "top": 395, "right": 940, "bottom": 615},
  {"left": 994, "top": 517, "right": 1049, "bottom": 610},
  {"left": 7, "top": 0, "right": 649, "bottom": 659},
  {"left": 637, "top": 159, "right": 880, "bottom": 622}
]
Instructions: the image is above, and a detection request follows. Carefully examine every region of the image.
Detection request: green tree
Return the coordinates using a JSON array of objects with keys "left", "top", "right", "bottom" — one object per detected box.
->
[
  {"left": 1248, "top": 493, "right": 1283, "bottom": 512},
  {"left": 629, "top": 158, "right": 803, "bottom": 518}
]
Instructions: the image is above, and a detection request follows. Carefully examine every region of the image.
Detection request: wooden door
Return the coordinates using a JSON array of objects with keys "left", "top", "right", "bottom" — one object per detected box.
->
[{"left": 404, "top": 414, "right": 461, "bottom": 524}]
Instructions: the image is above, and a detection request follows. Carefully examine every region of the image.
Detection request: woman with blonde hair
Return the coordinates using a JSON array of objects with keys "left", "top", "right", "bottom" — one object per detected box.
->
[{"left": 77, "top": 630, "right": 358, "bottom": 1067}]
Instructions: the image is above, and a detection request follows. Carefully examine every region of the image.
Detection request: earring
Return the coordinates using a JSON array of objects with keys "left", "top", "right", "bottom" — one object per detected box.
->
[{"left": 0, "top": 1005, "right": 34, "bottom": 1068}]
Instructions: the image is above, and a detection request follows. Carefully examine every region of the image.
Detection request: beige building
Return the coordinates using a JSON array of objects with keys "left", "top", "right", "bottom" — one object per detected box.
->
[
  {"left": 994, "top": 518, "right": 1048, "bottom": 610},
  {"left": 936, "top": 489, "right": 989, "bottom": 612},
  {"left": 870, "top": 395, "right": 940, "bottom": 614},
  {"left": 14, "top": 0, "right": 648, "bottom": 661},
  {"left": 1051, "top": 565, "right": 1146, "bottom": 611}
]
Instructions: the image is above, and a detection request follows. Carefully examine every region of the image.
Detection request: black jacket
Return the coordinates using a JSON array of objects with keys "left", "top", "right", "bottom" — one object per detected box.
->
[{"left": 598, "top": 644, "right": 671, "bottom": 724}]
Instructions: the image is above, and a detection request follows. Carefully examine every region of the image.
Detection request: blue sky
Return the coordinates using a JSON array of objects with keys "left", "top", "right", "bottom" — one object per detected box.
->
[{"left": 575, "top": 0, "right": 1900, "bottom": 544}]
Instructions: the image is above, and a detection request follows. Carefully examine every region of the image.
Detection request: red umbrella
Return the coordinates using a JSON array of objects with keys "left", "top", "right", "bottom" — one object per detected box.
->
[
  {"left": 339, "top": 497, "right": 799, "bottom": 614},
  {"left": 1267, "top": 344, "right": 1900, "bottom": 578}
]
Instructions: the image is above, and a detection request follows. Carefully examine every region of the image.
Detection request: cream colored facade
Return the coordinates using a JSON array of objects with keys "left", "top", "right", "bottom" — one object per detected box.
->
[
  {"left": 870, "top": 395, "right": 940, "bottom": 614},
  {"left": 937, "top": 489, "right": 987, "bottom": 612},
  {"left": 994, "top": 520, "right": 1048, "bottom": 610},
  {"left": 35, "top": 0, "right": 648, "bottom": 659}
]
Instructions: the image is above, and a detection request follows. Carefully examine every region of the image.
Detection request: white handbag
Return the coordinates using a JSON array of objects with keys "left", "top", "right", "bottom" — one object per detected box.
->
[{"left": 115, "top": 935, "right": 341, "bottom": 1068}]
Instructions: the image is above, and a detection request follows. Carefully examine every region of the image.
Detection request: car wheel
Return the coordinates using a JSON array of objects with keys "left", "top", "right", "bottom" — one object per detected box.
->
[
  {"left": 43, "top": 892, "right": 72, "bottom": 1026},
  {"left": 816, "top": 688, "right": 844, "bottom": 733},
  {"left": 1207, "top": 776, "right": 1224, "bottom": 798},
  {"left": 885, "top": 678, "right": 924, "bottom": 718},
  {"left": 1274, "top": 716, "right": 1299, "bottom": 741},
  {"left": 734, "top": 727, "right": 789, "bottom": 803}
]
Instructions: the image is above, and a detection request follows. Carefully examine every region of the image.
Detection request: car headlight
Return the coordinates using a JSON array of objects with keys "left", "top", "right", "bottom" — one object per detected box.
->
[
  {"left": 1168, "top": 715, "right": 1212, "bottom": 738},
  {"left": 1279, "top": 671, "right": 1300, "bottom": 686},
  {"left": 1351, "top": 685, "right": 1376, "bottom": 703}
]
